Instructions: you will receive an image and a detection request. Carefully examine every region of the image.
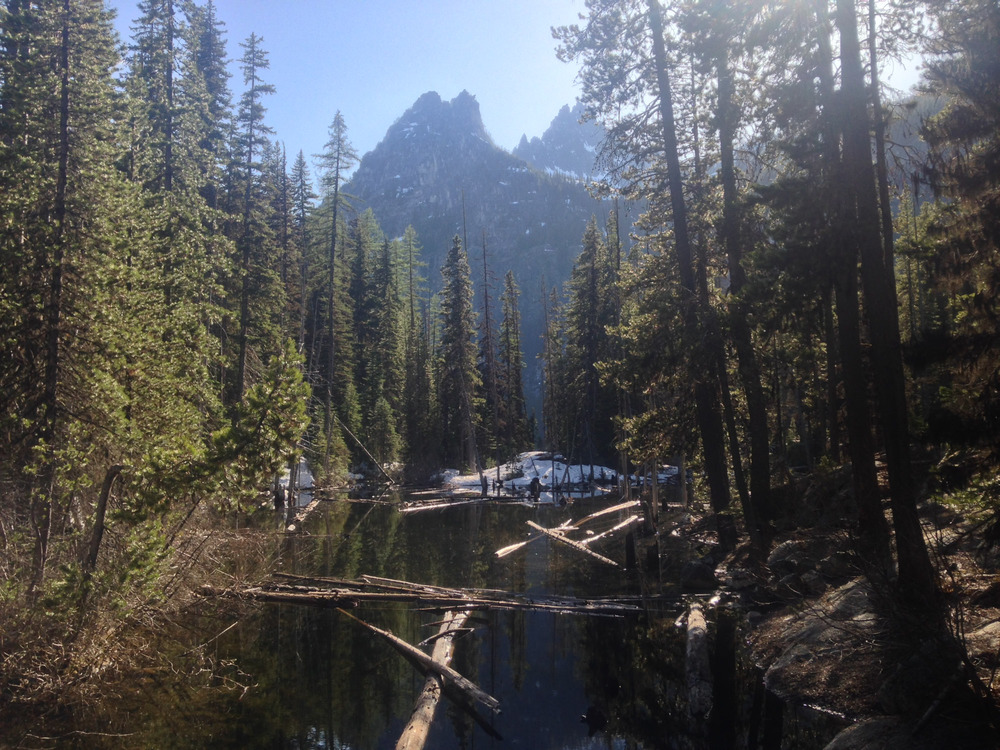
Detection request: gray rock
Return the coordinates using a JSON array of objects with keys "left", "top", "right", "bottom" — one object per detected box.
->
[
  {"left": 823, "top": 717, "right": 909, "bottom": 749},
  {"left": 817, "top": 551, "right": 856, "bottom": 579}
]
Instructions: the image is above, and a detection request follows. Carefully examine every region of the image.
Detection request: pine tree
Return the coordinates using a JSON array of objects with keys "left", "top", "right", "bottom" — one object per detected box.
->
[
  {"left": 184, "top": 0, "right": 230, "bottom": 205},
  {"left": 399, "top": 228, "right": 438, "bottom": 477},
  {"left": 0, "top": 0, "right": 174, "bottom": 589},
  {"left": 919, "top": 0, "right": 1000, "bottom": 445},
  {"left": 438, "top": 235, "right": 481, "bottom": 469},
  {"left": 316, "top": 111, "right": 357, "bottom": 476},
  {"left": 563, "top": 216, "right": 617, "bottom": 466},
  {"left": 231, "top": 31, "right": 276, "bottom": 403},
  {"left": 498, "top": 270, "right": 531, "bottom": 458},
  {"left": 476, "top": 231, "right": 501, "bottom": 470},
  {"left": 289, "top": 149, "right": 316, "bottom": 351},
  {"left": 835, "top": 0, "right": 938, "bottom": 607}
]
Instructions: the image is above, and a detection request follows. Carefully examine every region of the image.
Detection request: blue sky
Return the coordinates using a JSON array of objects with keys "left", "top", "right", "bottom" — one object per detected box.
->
[
  {"left": 109, "top": 0, "right": 585, "bottom": 169},
  {"left": 108, "top": 1, "right": 922, "bottom": 176}
]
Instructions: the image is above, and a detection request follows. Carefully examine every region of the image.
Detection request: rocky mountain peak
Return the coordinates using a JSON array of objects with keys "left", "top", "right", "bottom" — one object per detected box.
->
[
  {"left": 347, "top": 92, "right": 608, "bottom": 414},
  {"left": 379, "top": 89, "right": 491, "bottom": 150},
  {"left": 513, "top": 102, "right": 604, "bottom": 180}
]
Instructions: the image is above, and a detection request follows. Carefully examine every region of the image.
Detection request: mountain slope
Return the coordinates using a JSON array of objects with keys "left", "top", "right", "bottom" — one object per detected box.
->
[
  {"left": 513, "top": 102, "right": 604, "bottom": 180},
  {"left": 347, "top": 91, "right": 608, "bottom": 416}
]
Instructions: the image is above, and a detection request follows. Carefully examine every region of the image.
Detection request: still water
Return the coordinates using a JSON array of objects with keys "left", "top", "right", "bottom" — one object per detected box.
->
[
  {"left": 12, "top": 492, "right": 854, "bottom": 749},
  {"left": 173, "top": 495, "right": 695, "bottom": 749}
]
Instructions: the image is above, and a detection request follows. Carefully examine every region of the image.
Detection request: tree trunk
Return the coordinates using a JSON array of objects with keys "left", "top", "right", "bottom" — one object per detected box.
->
[
  {"left": 32, "top": 0, "right": 74, "bottom": 593},
  {"left": 83, "top": 465, "right": 124, "bottom": 575},
  {"left": 396, "top": 611, "right": 471, "bottom": 750},
  {"left": 815, "top": 0, "right": 893, "bottom": 571},
  {"left": 718, "top": 42, "right": 772, "bottom": 538},
  {"left": 646, "top": 0, "right": 731, "bottom": 513},
  {"left": 835, "top": 0, "right": 939, "bottom": 609}
]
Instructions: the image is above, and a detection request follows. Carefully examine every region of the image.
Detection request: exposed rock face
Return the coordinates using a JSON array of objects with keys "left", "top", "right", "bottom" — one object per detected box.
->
[
  {"left": 347, "top": 92, "right": 608, "bottom": 410},
  {"left": 513, "top": 103, "right": 604, "bottom": 180}
]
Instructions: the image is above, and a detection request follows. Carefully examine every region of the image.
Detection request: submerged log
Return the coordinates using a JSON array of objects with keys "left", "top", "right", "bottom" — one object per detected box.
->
[
  {"left": 337, "top": 607, "right": 500, "bottom": 714},
  {"left": 396, "top": 610, "right": 471, "bottom": 750}
]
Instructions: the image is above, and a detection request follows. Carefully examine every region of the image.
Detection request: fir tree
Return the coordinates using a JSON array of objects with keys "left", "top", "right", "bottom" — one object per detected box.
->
[
  {"left": 438, "top": 235, "right": 481, "bottom": 469},
  {"left": 498, "top": 270, "right": 531, "bottom": 458},
  {"left": 316, "top": 111, "right": 357, "bottom": 476},
  {"left": 231, "top": 31, "right": 276, "bottom": 403}
]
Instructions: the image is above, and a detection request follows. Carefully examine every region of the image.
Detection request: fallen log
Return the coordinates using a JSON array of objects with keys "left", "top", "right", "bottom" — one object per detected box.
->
[
  {"left": 198, "top": 578, "right": 646, "bottom": 616},
  {"left": 286, "top": 498, "right": 321, "bottom": 533},
  {"left": 396, "top": 610, "right": 471, "bottom": 750},
  {"left": 685, "top": 602, "right": 713, "bottom": 718},
  {"left": 400, "top": 496, "right": 533, "bottom": 514},
  {"left": 580, "top": 514, "right": 643, "bottom": 546},
  {"left": 337, "top": 608, "right": 500, "bottom": 715},
  {"left": 495, "top": 500, "right": 640, "bottom": 559},
  {"left": 526, "top": 521, "right": 619, "bottom": 567}
]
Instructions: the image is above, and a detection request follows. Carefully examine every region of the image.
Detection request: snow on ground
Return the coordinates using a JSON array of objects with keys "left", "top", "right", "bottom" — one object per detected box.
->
[
  {"left": 443, "top": 451, "right": 627, "bottom": 504},
  {"left": 442, "top": 451, "right": 684, "bottom": 503}
]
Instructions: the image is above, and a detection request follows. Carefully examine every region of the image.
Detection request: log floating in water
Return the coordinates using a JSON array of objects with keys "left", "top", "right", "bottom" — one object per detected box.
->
[
  {"left": 526, "top": 520, "right": 619, "bottom": 567},
  {"left": 580, "top": 514, "right": 643, "bottom": 546},
  {"left": 400, "top": 495, "right": 534, "bottom": 513},
  {"left": 685, "top": 602, "right": 713, "bottom": 718},
  {"left": 396, "top": 610, "right": 471, "bottom": 750},
  {"left": 198, "top": 574, "right": 651, "bottom": 616},
  {"left": 337, "top": 607, "right": 500, "bottom": 715},
  {"left": 494, "top": 500, "right": 640, "bottom": 559}
]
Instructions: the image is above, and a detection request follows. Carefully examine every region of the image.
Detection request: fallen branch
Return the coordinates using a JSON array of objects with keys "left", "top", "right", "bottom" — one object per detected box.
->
[
  {"left": 526, "top": 521, "right": 619, "bottom": 567},
  {"left": 580, "top": 514, "right": 643, "bottom": 546},
  {"left": 337, "top": 608, "right": 500, "bottom": 715},
  {"left": 495, "top": 500, "right": 640, "bottom": 559},
  {"left": 200, "top": 575, "right": 647, "bottom": 616}
]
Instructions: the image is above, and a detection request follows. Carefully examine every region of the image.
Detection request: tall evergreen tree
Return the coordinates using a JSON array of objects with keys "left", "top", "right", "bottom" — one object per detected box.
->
[
  {"left": 231, "top": 31, "right": 276, "bottom": 403},
  {"left": 316, "top": 111, "right": 357, "bottom": 476},
  {"left": 563, "top": 216, "right": 617, "bottom": 465},
  {"left": 438, "top": 235, "right": 481, "bottom": 469},
  {"left": 288, "top": 149, "right": 316, "bottom": 351},
  {"left": 498, "top": 270, "right": 531, "bottom": 458}
]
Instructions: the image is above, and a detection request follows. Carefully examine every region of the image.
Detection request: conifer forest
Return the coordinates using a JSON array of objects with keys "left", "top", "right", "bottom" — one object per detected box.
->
[{"left": 2, "top": 1, "right": 1000, "bottom": 747}]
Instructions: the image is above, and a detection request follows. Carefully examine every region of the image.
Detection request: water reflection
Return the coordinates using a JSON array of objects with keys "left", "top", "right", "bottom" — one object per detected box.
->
[
  {"left": 215, "top": 496, "right": 665, "bottom": 749},
  {"left": 19, "top": 492, "right": 839, "bottom": 749}
]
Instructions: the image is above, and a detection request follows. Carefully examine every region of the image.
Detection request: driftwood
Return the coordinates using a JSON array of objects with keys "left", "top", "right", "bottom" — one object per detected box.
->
[
  {"left": 580, "top": 514, "right": 643, "bottom": 546},
  {"left": 199, "top": 573, "right": 647, "bottom": 616},
  {"left": 400, "top": 496, "right": 533, "bottom": 513},
  {"left": 337, "top": 607, "right": 501, "bottom": 715},
  {"left": 526, "top": 520, "right": 619, "bottom": 567},
  {"left": 396, "top": 610, "right": 471, "bottom": 750},
  {"left": 495, "top": 499, "right": 640, "bottom": 559},
  {"left": 286, "top": 498, "right": 321, "bottom": 533},
  {"left": 685, "top": 602, "right": 713, "bottom": 718}
]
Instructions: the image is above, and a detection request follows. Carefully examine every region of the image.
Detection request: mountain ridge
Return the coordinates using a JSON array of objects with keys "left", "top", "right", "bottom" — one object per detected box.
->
[{"left": 346, "top": 90, "right": 609, "bottom": 415}]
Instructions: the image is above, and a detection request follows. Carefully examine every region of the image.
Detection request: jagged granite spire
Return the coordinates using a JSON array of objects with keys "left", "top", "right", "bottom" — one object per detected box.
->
[
  {"left": 346, "top": 92, "right": 609, "bottom": 416},
  {"left": 513, "top": 103, "right": 605, "bottom": 180}
]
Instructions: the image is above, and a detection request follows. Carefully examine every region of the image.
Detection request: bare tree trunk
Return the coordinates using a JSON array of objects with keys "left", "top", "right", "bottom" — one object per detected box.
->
[
  {"left": 816, "top": 0, "right": 893, "bottom": 571},
  {"left": 718, "top": 43, "right": 771, "bottom": 540},
  {"left": 836, "top": 0, "right": 938, "bottom": 609},
  {"left": 646, "top": 0, "right": 731, "bottom": 514}
]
